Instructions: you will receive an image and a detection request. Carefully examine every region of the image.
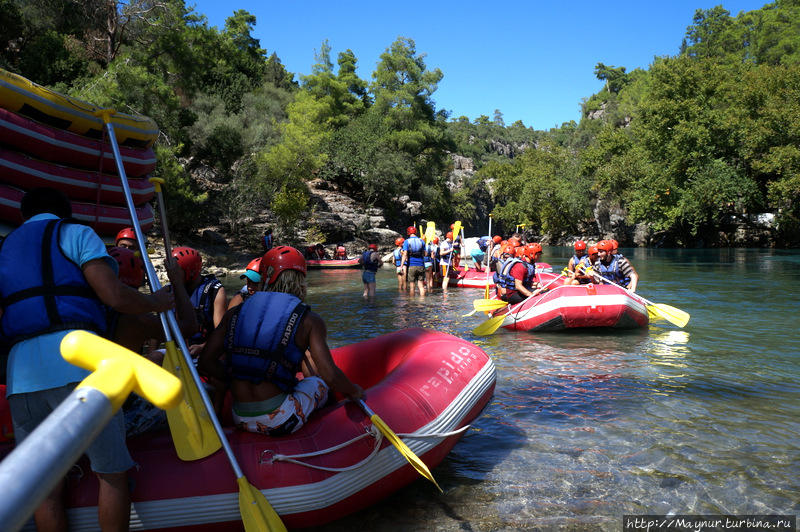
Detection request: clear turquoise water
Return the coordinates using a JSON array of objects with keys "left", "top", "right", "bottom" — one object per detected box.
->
[{"left": 223, "top": 248, "right": 800, "bottom": 530}]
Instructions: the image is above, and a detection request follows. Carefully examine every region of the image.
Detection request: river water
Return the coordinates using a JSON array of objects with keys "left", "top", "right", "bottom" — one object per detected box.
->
[{"left": 224, "top": 247, "right": 800, "bottom": 531}]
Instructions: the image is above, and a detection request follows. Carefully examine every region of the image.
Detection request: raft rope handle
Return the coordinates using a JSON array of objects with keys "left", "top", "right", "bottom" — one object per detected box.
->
[{"left": 259, "top": 425, "right": 471, "bottom": 473}]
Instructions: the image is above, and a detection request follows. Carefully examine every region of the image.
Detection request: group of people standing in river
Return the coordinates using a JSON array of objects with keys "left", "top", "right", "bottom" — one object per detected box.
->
[{"left": 0, "top": 187, "right": 362, "bottom": 531}]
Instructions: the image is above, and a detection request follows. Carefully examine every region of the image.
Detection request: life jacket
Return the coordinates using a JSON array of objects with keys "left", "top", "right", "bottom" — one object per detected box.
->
[
  {"left": 335, "top": 246, "right": 347, "bottom": 259},
  {"left": 405, "top": 236, "right": 425, "bottom": 258},
  {"left": 497, "top": 258, "right": 536, "bottom": 291},
  {"left": 570, "top": 253, "right": 586, "bottom": 270},
  {"left": 0, "top": 218, "right": 107, "bottom": 345},
  {"left": 361, "top": 250, "right": 380, "bottom": 272},
  {"left": 225, "top": 292, "right": 309, "bottom": 392},
  {"left": 596, "top": 254, "right": 631, "bottom": 287},
  {"left": 424, "top": 243, "right": 436, "bottom": 264},
  {"left": 477, "top": 236, "right": 491, "bottom": 252},
  {"left": 393, "top": 248, "right": 403, "bottom": 267},
  {"left": 189, "top": 275, "right": 223, "bottom": 344},
  {"left": 263, "top": 234, "right": 273, "bottom": 250}
]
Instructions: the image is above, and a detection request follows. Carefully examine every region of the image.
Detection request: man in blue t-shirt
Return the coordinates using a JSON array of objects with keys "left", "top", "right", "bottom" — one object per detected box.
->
[
  {"left": 401, "top": 226, "right": 427, "bottom": 296},
  {"left": 0, "top": 188, "right": 175, "bottom": 531}
]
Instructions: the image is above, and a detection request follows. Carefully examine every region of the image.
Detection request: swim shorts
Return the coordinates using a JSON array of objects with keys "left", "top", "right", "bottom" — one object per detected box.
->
[
  {"left": 233, "top": 376, "right": 329, "bottom": 437},
  {"left": 362, "top": 270, "right": 376, "bottom": 284}
]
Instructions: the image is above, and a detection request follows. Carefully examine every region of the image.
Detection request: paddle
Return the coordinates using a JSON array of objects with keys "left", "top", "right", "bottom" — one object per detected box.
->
[
  {"left": 578, "top": 263, "right": 690, "bottom": 328},
  {"left": 99, "top": 111, "right": 285, "bottom": 532},
  {"left": 424, "top": 221, "right": 436, "bottom": 243},
  {"left": 472, "top": 270, "right": 569, "bottom": 336},
  {"left": 148, "top": 177, "right": 222, "bottom": 461},
  {"left": 358, "top": 400, "right": 442, "bottom": 493},
  {"left": 484, "top": 214, "right": 493, "bottom": 300}
]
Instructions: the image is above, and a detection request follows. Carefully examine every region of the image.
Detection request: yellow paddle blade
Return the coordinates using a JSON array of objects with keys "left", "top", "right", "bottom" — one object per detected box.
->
[
  {"left": 370, "top": 413, "right": 442, "bottom": 492},
  {"left": 453, "top": 220, "right": 462, "bottom": 241},
  {"left": 647, "top": 305, "right": 663, "bottom": 321},
  {"left": 473, "top": 299, "right": 508, "bottom": 311},
  {"left": 162, "top": 341, "right": 221, "bottom": 461},
  {"left": 648, "top": 303, "right": 690, "bottom": 328},
  {"left": 237, "top": 476, "right": 286, "bottom": 532},
  {"left": 425, "top": 221, "right": 436, "bottom": 242},
  {"left": 472, "top": 314, "right": 507, "bottom": 336}
]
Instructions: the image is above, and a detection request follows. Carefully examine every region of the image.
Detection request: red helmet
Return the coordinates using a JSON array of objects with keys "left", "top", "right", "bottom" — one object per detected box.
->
[
  {"left": 574, "top": 240, "right": 587, "bottom": 251},
  {"left": 432, "top": 236, "right": 439, "bottom": 244},
  {"left": 109, "top": 246, "right": 144, "bottom": 288},
  {"left": 588, "top": 245, "right": 598, "bottom": 256},
  {"left": 513, "top": 246, "right": 526, "bottom": 258},
  {"left": 610, "top": 239, "right": 619, "bottom": 250},
  {"left": 172, "top": 246, "right": 202, "bottom": 282},
  {"left": 406, "top": 226, "right": 417, "bottom": 235},
  {"left": 597, "top": 240, "right": 613, "bottom": 252},
  {"left": 449, "top": 223, "right": 455, "bottom": 229},
  {"left": 368, "top": 243, "right": 378, "bottom": 250},
  {"left": 261, "top": 245, "right": 306, "bottom": 285},
  {"left": 492, "top": 235, "right": 502, "bottom": 244},
  {"left": 527, "top": 242, "right": 543, "bottom": 255},
  {"left": 507, "top": 237, "right": 521, "bottom": 247},
  {"left": 501, "top": 243, "right": 516, "bottom": 256},
  {"left": 115, "top": 227, "right": 136, "bottom": 245},
  {"left": 395, "top": 237, "right": 405, "bottom": 246},
  {"left": 446, "top": 231, "right": 453, "bottom": 239}
]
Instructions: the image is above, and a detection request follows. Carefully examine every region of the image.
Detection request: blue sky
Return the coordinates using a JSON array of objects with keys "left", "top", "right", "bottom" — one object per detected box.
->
[{"left": 189, "top": 0, "right": 768, "bottom": 130}]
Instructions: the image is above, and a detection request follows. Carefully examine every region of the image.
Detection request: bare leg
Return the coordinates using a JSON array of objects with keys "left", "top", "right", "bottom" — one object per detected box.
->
[
  {"left": 96, "top": 472, "right": 130, "bottom": 532},
  {"left": 33, "top": 478, "right": 67, "bottom": 532}
]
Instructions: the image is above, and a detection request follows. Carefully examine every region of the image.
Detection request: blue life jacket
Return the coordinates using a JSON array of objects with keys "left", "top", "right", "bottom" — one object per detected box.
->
[
  {"left": 262, "top": 233, "right": 273, "bottom": 251},
  {"left": 225, "top": 292, "right": 309, "bottom": 392},
  {"left": 0, "top": 218, "right": 107, "bottom": 345},
  {"left": 477, "top": 236, "right": 491, "bottom": 253},
  {"left": 571, "top": 253, "right": 586, "bottom": 269},
  {"left": 406, "top": 236, "right": 425, "bottom": 256},
  {"left": 424, "top": 243, "right": 436, "bottom": 265},
  {"left": 189, "top": 275, "right": 223, "bottom": 344},
  {"left": 361, "top": 250, "right": 380, "bottom": 272},
  {"left": 393, "top": 248, "right": 403, "bottom": 267},
  {"left": 497, "top": 258, "right": 536, "bottom": 291},
  {"left": 596, "top": 254, "right": 631, "bottom": 287}
]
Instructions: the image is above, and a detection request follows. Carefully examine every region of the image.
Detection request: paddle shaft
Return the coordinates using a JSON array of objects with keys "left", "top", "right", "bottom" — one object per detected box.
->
[
  {"left": 103, "top": 120, "right": 247, "bottom": 481},
  {"left": 579, "top": 263, "right": 652, "bottom": 308}
]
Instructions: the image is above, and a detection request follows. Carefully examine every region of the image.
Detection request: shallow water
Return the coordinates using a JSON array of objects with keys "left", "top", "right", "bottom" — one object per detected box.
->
[{"left": 223, "top": 247, "right": 800, "bottom": 530}]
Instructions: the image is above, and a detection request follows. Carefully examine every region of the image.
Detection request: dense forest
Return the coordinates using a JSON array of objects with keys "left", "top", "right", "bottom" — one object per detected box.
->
[{"left": 1, "top": 0, "right": 798, "bottom": 246}]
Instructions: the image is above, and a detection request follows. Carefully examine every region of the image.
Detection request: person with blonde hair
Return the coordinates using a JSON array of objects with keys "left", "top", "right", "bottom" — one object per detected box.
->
[{"left": 199, "top": 246, "right": 363, "bottom": 436}]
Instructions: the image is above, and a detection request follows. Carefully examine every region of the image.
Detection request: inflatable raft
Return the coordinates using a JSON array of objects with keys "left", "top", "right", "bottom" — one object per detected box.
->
[
  {"left": 489, "top": 274, "right": 648, "bottom": 331},
  {"left": 0, "top": 328, "right": 496, "bottom": 530},
  {"left": 306, "top": 258, "right": 361, "bottom": 269},
  {"left": 0, "top": 184, "right": 153, "bottom": 235},
  {"left": 0, "top": 107, "right": 156, "bottom": 176},
  {"left": 448, "top": 263, "right": 554, "bottom": 289},
  {"left": 0, "top": 68, "right": 158, "bottom": 148}
]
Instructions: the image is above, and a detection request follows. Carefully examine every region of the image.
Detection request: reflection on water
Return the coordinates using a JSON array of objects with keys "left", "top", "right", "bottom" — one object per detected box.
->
[{"left": 220, "top": 248, "right": 800, "bottom": 530}]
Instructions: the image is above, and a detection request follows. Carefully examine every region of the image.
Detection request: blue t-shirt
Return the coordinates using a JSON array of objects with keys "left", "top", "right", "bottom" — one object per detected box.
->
[
  {"left": 4, "top": 214, "right": 116, "bottom": 396},
  {"left": 402, "top": 236, "right": 426, "bottom": 267}
]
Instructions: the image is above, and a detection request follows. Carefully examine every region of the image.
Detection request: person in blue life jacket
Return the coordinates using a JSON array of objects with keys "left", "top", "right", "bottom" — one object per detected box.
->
[
  {"left": 495, "top": 243, "right": 544, "bottom": 304},
  {"left": 358, "top": 243, "right": 382, "bottom": 298},
  {"left": 392, "top": 237, "right": 406, "bottom": 291},
  {"left": 425, "top": 236, "right": 438, "bottom": 291},
  {"left": 591, "top": 240, "right": 639, "bottom": 292},
  {"left": 171, "top": 246, "right": 228, "bottom": 356},
  {"left": 228, "top": 257, "right": 262, "bottom": 310},
  {"left": 261, "top": 228, "right": 274, "bottom": 252},
  {"left": 402, "top": 226, "right": 427, "bottom": 296},
  {"left": 470, "top": 236, "right": 492, "bottom": 272},
  {"left": 198, "top": 246, "right": 364, "bottom": 436},
  {"left": 0, "top": 187, "right": 175, "bottom": 531},
  {"left": 568, "top": 244, "right": 598, "bottom": 285}
]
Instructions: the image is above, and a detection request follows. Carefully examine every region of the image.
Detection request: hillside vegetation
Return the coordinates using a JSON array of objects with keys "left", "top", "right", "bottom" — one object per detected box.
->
[{"left": 1, "top": 0, "right": 798, "bottom": 246}]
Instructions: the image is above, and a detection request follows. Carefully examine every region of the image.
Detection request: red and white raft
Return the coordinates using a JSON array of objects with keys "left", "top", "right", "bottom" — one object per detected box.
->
[
  {"left": 0, "top": 328, "right": 496, "bottom": 530},
  {"left": 306, "top": 258, "right": 361, "bottom": 269},
  {"left": 490, "top": 273, "right": 649, "bottom": 331},
  {"left": 448, "top": 263, "right": 554, "bottom": 289}
]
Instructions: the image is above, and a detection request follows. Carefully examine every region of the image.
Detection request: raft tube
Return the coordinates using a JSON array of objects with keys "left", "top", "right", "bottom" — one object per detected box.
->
[
  {"left": 0, "top": 328, "right": 495, "bottom": 530},
  {"left": 306, "top": 258, "right": 361, "bottom": 269}
]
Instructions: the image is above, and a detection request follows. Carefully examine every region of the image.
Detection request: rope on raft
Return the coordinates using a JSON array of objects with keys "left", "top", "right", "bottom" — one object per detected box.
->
[{"left": 259, "top": 425, "right": 471, "bottom": 473}]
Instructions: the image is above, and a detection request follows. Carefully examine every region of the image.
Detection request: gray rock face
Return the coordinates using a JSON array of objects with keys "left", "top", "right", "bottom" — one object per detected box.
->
[{"left": 201, "top": 229, "right": 228, "bottom": 247}]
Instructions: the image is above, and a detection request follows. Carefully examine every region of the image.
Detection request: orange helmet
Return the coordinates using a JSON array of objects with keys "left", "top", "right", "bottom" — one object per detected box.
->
[
  {"left": 240, "top": 257, "right": 262, "bottom": 283},
  {"left": 588, "top": 245, "right": 598, "bottom": 256},
  {"left": 527, "top": 242, "right": 543, "bottom": 255},
  {"left": 109, "top": 246, "right": 144, "bottom": 288},
  {"left": 172, "top": 246, "right": 202, "bottom": 283},
  {"left": 610, "top": 239, "right": 619, "bottom": 250},
  {"left": 450, "top": 223, "right": 455, "bottom": 229},
  {"left": 492, "top": 235, "right": 502, "bottom": 244},
  {"left": 501, "top": 243, "right": 516, "bottom": 256},
  {"left": 432, "top": 236, "right": 439, "bottom": 244},
  {"left": 446, "top": 231, "right": 453, "bottom": 240},
  {"left": 260, "top": 245, "right": 306, "bottom": 285},
  {"left": 574, "top": 240, "right": 586, "bottom": 251},
  {"left": 597, "top": 240, "right": 613, "bottom": 252},
  {"left": 507, "top": 237, "right": 521, "bottom": 247},
  {"left": 395, "top": 237, "right": 405, "bottom": 246},
  {"left": 406, "top": 226, "right": 417, "bottom": 235}
]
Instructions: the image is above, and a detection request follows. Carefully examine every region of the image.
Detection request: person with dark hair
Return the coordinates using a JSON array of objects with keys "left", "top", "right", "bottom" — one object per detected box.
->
[
  {"left": 0, "top": 187, "right": 175, "bottom": 531},
  {"left": 198, "top": 246, "right": 363, "bottom": 436},
  {"left": 358, "top": 243, "right": 382, "bottom": 298},
  {"left": 261, "top": 228, "right": 273, "bottom": 252}
]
